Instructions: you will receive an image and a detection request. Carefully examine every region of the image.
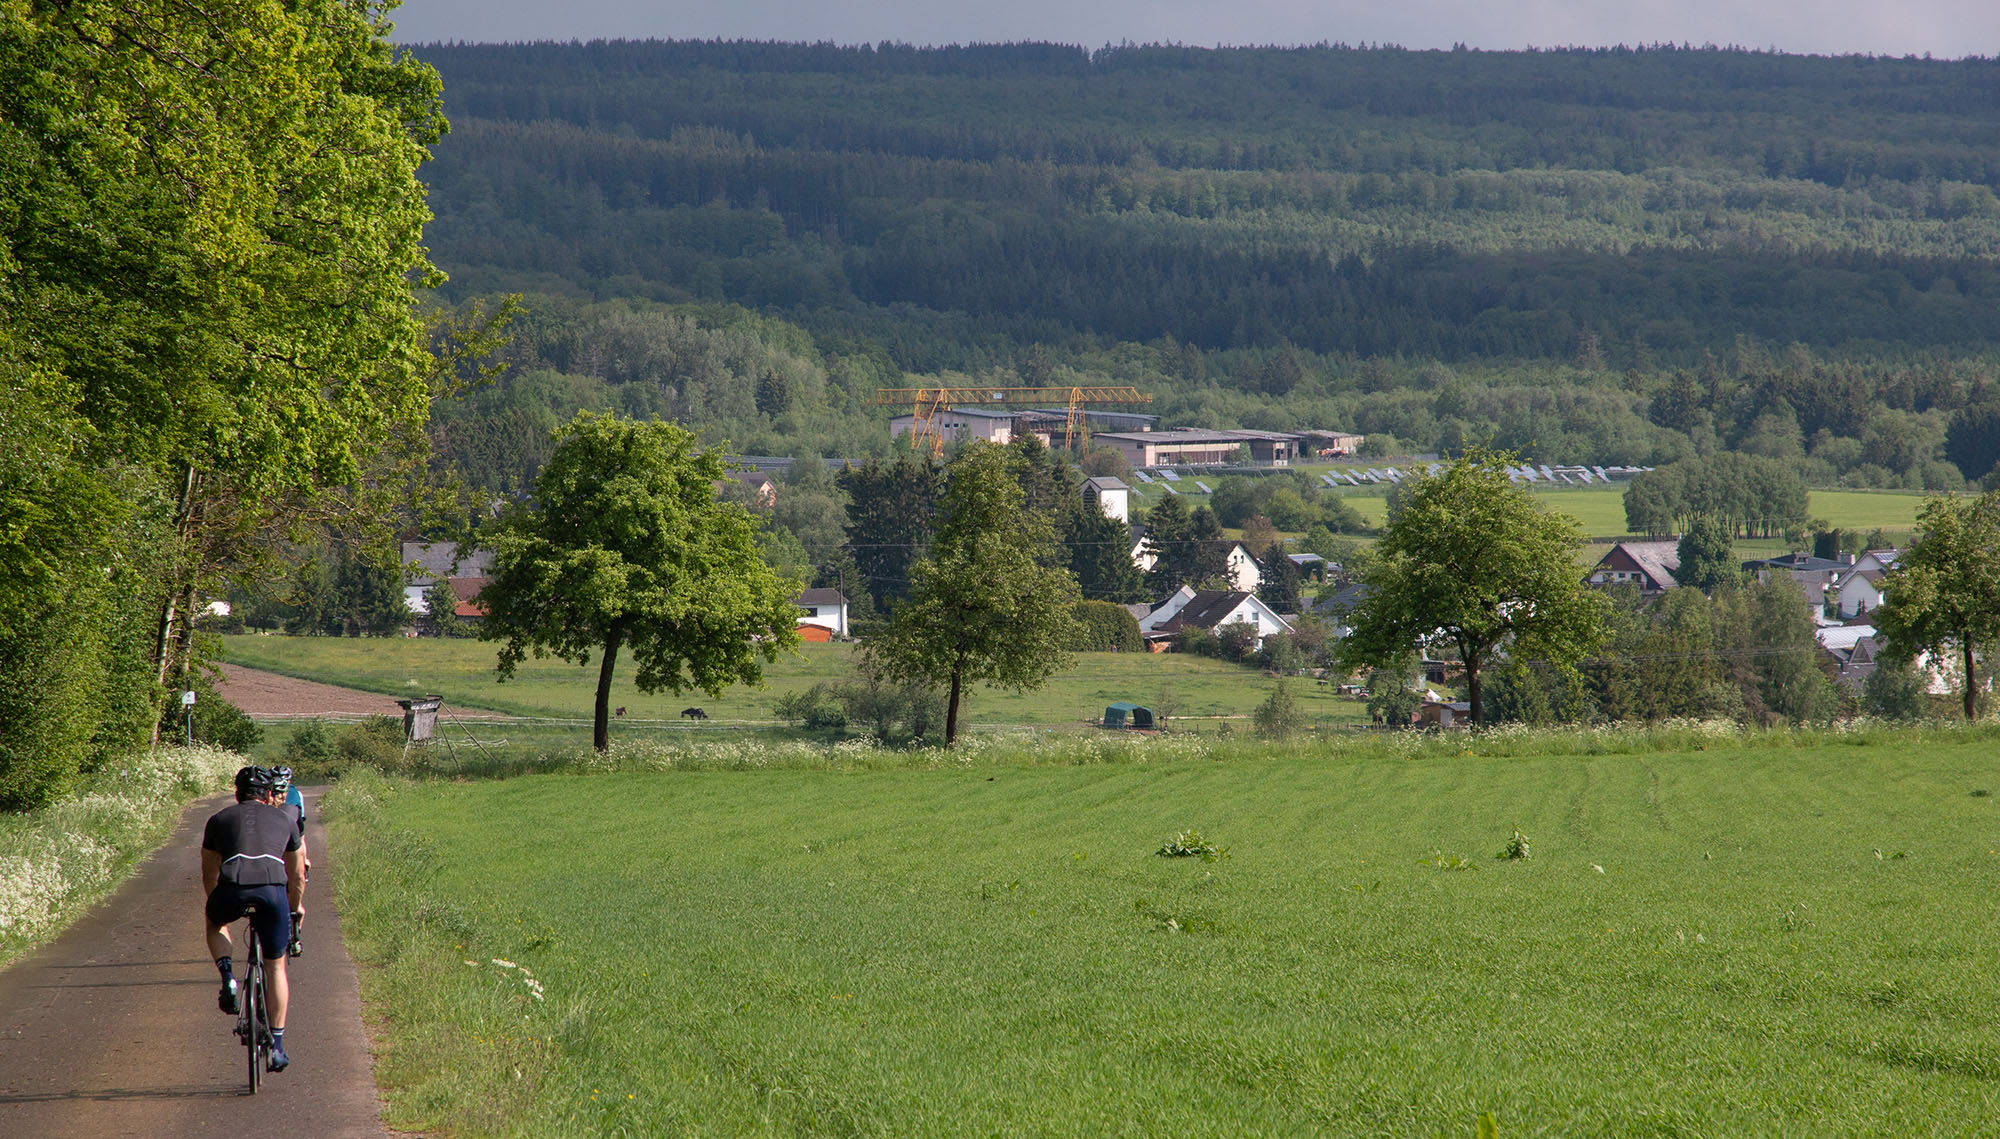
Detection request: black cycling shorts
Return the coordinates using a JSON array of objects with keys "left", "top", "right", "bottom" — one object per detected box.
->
[{"left": 205, "top": 883, "right": 292, "bottom": 960}]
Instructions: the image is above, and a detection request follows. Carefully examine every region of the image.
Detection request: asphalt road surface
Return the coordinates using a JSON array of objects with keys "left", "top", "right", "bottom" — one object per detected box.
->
[{"left": 0, "top": 788, "right": 391, "bottom": 1138}]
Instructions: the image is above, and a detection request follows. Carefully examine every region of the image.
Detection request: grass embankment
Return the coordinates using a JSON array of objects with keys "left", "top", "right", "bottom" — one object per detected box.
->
[
  {"left": 328, "top": 724, "right": 2000, "bottom": 1136},
  {"left": 221, "top": 635, "right": 1367, "bottom": 734},
  {"left": 0, "top": 745, "right": 240, "bottom": 968}
]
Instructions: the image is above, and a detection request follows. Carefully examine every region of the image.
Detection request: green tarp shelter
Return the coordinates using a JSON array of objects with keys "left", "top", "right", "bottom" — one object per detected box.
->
[{"left": 1103, "top": 701, "right": 1154, "bottom": 730}]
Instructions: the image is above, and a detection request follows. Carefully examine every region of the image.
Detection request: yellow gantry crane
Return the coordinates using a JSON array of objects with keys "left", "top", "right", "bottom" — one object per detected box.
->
[{"left": 873, "top": 385, "right": 1153, "bottom": 457}]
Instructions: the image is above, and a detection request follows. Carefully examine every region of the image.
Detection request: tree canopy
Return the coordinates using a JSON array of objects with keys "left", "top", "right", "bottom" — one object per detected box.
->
[
  {"left": 0, "top": 0, "right": 445, "bottom": 802},
  {"left": 1338, "top": 450, "right": 1608, "bottom": 725},
  {"left": 480, "top": 413, "right": 803, "bottom": 750},
  {"left": 868, "top": 442, "right": 1082, "bottom": 746}
]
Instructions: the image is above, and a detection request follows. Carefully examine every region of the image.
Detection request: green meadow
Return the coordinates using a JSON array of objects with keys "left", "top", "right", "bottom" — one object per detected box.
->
[
  {"left": 220, "top": 635, "right": 1364, "bottom": 732},
  {"left": 327, "top": 727, "right": 2000, "bottom": 1137},
  {"left": 1153, "top": 479, "right": 1926, "bottom": 551},
  {"left": 1330, "top": 485, "right": 1926, "bottom": 540}
]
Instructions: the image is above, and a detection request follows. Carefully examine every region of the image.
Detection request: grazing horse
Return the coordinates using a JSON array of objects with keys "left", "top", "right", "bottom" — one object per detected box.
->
[
  {"left": 680, "top": 707, "right": 708, "bottom": 720},
  {"left": 615, "top": 706, "right": 627, "bottom": 717}
]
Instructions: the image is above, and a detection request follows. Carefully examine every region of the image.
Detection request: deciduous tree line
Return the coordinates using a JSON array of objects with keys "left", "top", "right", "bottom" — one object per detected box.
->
[{"left": 1, "top": 0, "right": 445, "bottom": 808}]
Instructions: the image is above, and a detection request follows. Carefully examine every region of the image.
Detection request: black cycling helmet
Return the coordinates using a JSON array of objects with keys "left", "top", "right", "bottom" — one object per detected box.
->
[
  {"left": 235, "top": 765, "right": 277, "bottom": 799},
  {"left": 270, "top": 765, "right": 294, "bottom": 792}
]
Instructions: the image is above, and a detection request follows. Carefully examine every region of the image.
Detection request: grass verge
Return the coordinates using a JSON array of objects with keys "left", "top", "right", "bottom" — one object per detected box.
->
[
  {"left": 327, "top": 719, "right": 2000, "bottom": 1136},
  {"left": 0, "top": 745, "right": 241, "bottom": 968}
]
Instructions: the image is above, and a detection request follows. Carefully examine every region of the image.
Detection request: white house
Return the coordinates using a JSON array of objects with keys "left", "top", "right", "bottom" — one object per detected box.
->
[
  {"left": 1834, "top": 569, "right": 1885, "bottom": 618},
  {"left": 1083, "top": 476, "right": 1131, "bottom": 522},
  {"left": 1137, "top": 587, "right": 1293, "bottom": 649},
  {"left": 795, "top": 588, "right": 849, "bottom": 638},
  {"left": 1124, "top": 531, "right": 1260, "bottom": 592},
  {"left": 1221, "top": 541, "right": 1263, "bottom": 593},
  {"left": 402, "top": 541, "right": 495, "bottom": 617},
  {"left": 1585, "top": 541, "right": 1680, "bottom": 593}
]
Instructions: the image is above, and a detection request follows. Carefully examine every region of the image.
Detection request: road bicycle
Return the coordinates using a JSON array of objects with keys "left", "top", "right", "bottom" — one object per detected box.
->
[{"left": 233, "top": 908, "right": 275, "bottom": 1093}]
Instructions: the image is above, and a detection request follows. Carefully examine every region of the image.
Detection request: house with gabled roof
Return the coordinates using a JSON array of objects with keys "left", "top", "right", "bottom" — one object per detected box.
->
[
  {"left": 1309, "top": 582, "right": 1372, "bottom": 638},
  {"left": 1833, "top": 569, "right": 1886, "bottom": 618},
  {"left": 402, "top": 541, "right": 495, "bottom": 621},
  {"left": 1137, "top": 587, "right": 1293, "bottom": 650},
  {"left": 1585, "top": 541, "right": 1680, "bottom": 593},
  {"left": 795, "top": 588, "right": 849, "bottom": 638}
]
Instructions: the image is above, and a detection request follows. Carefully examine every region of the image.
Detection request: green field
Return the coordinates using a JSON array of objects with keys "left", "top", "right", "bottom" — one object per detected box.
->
[
  {"left": 329, "top": 728, "right": 2000, "bottom": 1136},
  {"left": 220, "top": 635, "right": 1364, "bottom": 732},
  {"left": 1333, "top": 485, "right": 1927, "bottom": 541},
  {"left": 1157, "top": 476, "right": 1926, "bottom": 546}
]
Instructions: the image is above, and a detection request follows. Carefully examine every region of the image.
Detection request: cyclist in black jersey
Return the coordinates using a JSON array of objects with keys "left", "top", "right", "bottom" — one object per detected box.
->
[{"left": 202, "top": 766, "right": 305, "bottom": 1072}]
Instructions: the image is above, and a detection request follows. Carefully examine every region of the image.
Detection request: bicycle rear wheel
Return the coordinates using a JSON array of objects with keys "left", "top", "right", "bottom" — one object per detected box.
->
[{"left": 244, "top": 928, "right": 265, "bottom": 1094}]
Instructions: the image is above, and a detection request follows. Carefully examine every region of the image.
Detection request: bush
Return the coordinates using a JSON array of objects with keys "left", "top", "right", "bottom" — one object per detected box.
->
[
  {"left": 1862, "top": 661, "right": 1931, "bottom": 721},
  {"left": 1173, "top": 626, "right": 1218, "bottom": 657},
  {"left": 281, "top": 720, "right": 340, "bottom": 778},
  {"left": 1069, "top": 600, "right": 1143, "bottom": 652},
  {"left": 1214, "top": 620, "right": 1261, "bottom": 663},
  {"left": 1366, "top": 667, "right": 1422, "bottom": 727},
  {"left": 773, "top": 682, "right": 849, "bottom": 731},
  {"left": 188, "top": 683, "right": 261, "bottom": 754},
  {"left": 336, "top": 716, "right": 409, "bottom": 773},
  {"left": 1252, "top": 679, "right": 1308, "bottom": 739}
]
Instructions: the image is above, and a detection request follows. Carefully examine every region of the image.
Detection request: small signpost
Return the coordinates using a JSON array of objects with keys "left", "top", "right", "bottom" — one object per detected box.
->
[{"left": 181, "top": 689, "right": 196, "bottom": 746}]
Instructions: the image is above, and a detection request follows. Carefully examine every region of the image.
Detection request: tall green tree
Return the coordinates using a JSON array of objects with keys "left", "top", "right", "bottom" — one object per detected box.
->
[
  {"left": 1142, "top": 496, "right": 1226, "bottom": 594},
  {"left": 869, "top": 442, "right": 1081, "bottom": 746},
  {"left": 1875, "top": 492, "right": 2000, "bottom": 720},
  {"left": 480, "top": 413, "right": 802, "bottom": 751},
  {"left": 838, "top": 454, "right": 943, "bottom": 609},
  {"left": 1, "top": 0, "right": 447, "bottom": 741},
  {"left": 1338, "top": 450, "right": 1609, "bottom": 725},
  {"left": 1675, "top": 515, "right": 1739, "bottom": 593}
]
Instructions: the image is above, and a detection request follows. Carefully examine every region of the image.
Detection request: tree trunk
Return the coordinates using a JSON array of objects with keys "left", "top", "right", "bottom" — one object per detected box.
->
[
  {"left": 1466, "top": 658, "right": 1483, "bottom": 727},
  {"left": 594, "top": 624, "right": 625, "bottom": 753},
  {"left": 1964, "top": 638, "right": 1978, "bottom": 721},
  {"left": 150, "top": 464, "right": 201, "bottom": 745},
  {"left": 944, "top": 664, "right": 964, "bottom": 747}
]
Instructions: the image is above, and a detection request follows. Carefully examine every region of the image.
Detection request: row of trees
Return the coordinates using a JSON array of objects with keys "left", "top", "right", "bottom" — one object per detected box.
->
[{"left": 1623, "top": 455, "right": 1811, "bottom": 537}]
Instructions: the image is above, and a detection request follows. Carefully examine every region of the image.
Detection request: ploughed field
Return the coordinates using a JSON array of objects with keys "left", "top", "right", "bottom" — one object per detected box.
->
[{"left": 328, "top": 729, "right": 2000, "bottom": 1136}]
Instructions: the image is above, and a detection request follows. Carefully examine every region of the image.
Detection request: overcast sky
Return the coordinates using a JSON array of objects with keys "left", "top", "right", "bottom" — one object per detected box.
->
[{"left": 388, "top": 0, "right": 1998, "bottom": 60}]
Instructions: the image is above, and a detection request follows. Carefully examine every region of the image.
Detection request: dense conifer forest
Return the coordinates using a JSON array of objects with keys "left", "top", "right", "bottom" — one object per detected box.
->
[{"left": 408, "top": 39, "right": 2000, "bottom": 493}]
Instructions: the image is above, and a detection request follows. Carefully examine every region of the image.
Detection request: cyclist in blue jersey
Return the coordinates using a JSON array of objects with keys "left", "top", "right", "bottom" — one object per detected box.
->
[
  {"left": 270, "top": 765, "right": 310, "bottom": 955},
  {"left": 203, "top": 766, "right": 305, "bottom": 1072}
]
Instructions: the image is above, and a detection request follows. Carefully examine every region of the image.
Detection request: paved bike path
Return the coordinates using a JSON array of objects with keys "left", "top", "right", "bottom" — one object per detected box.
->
[{"left": 0, "top": 788, "right": 391, "bottom": 1138}]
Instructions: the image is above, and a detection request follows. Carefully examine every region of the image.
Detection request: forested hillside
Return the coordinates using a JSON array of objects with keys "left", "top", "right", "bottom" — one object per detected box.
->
[{"left": 410, "top": 39, "right": 2000, "bottom": 494}]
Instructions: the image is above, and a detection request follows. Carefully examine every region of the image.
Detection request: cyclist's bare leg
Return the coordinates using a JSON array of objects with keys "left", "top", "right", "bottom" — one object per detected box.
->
[
  {"left": 266, "top": 953, "right": 288, "bottom": 1030},
  {"left": 205, "top": 922, "right": 234, "bottom": 961}
]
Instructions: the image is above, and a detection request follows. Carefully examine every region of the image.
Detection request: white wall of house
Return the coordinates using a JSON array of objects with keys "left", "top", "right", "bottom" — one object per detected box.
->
[
  {"left": 1216, "top": 595, "right": 1292, "bottom": 641},
  {"left": 795, "top": 591, "right": 850, "bottom": 636},
  {"left": 1836, "top": 573, "right": 1884, "bottom": 618},
  {"left": 1137, "top": 586, "right": 1198, "bottom": 634},
  {"left": 1085, "top": 478, "right": 1130, "bottom": 522},
  {"left": 1223, "top": 544, "right": 1262, "bottom": 592}
]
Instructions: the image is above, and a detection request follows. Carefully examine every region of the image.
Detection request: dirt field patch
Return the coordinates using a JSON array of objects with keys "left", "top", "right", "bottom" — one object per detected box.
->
[{"left": 214, "top": 663, "right": 509, "bottom": 721}]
